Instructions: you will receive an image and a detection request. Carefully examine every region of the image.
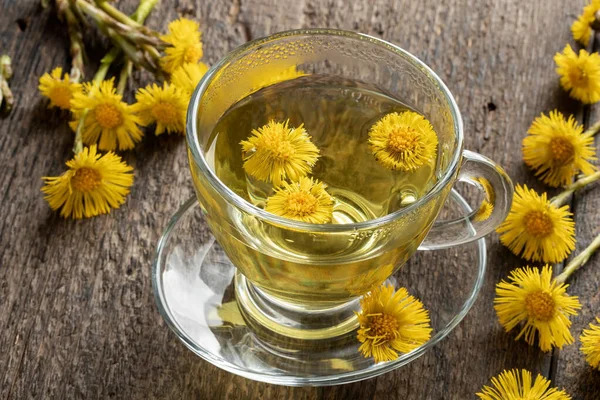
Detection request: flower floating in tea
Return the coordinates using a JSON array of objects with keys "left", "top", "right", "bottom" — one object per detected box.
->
[
  {"left": 356, "top": 284, "right": 431, "bottom": 363},
  {"left": 41, "top": 145, "right": 134, "bottom": 219},
  {"left": 70, "top": 79, "right": 143, "bottom": 151},
  {"left": 170, "top": 62, "right": 209, "bottom": 95},
  {"left": 368, "top": 111, "right": 438, "bottom": 172},
  {"left": 134, "top": 83, "right": 188, "bottom": 135},
  {"left": 581, "top": 317, "right": 600, "bottom": 370},
  {"left": 555, "top": 44, "right": 600, "bottom": 104},
  {"left": 523, "top": 110, "right": 597, "bottom": 188},
  {"left": 38, "top": 67, "right": 82, "bottom": 110},
  {"left": 476, "top": 369, "right": 572, "bottom": 400},
  {"left": 241, "top": 119, "right": 320, "bottom": 186},
  {"left": 496, "top": 185, "right": 575, "bottom": 263},
  {"left": 571, "top": 0, "right": 600, "bottom": 46},
  {"left": 494, "top": 265, "right": 581, "bottom": 352},
  {"left": 265, "top": 177, "right": 333, "bottom": 223},
  {"left": 160, "top": 18, "right": 204, "bottom": 73}
]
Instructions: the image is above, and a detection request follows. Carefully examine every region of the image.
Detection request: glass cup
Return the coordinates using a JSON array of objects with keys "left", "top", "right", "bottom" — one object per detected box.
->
[{"left": 186, "top": 29, "right": 513, "bottom": 342}]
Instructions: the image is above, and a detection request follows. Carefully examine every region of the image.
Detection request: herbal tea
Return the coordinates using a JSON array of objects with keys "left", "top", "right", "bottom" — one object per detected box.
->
[
  {"left": 195, "top": 75, "right": 443, "bottom": 307},
  {"left": 209, "top": 76, "right": 438, "bottom": 223}
]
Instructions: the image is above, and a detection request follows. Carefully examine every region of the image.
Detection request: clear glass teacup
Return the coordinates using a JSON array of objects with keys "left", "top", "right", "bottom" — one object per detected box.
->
[{"left": 186, "top": 29, "right": 513, "bottom": 341}]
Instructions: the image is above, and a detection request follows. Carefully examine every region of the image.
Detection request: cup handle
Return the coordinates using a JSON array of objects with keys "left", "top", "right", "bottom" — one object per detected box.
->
[{"left": 419, "top": 150, "right": 514, "bottom": 250}]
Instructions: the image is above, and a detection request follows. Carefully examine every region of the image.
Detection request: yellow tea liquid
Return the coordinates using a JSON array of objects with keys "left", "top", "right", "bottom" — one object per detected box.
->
[{"left": 198, "top": 76, "right": 441, "bottom": 307}]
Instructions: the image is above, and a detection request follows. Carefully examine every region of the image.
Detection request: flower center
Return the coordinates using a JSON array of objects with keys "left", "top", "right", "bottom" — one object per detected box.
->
[
  {"left": 266, "top": 139, "right": 296, "bottom": 161},
  {"left": 284, "top": 192, "right": 318, "bottom": 217},
  {"left": 95, "top": 103, "right": 123, "bottom": 129},
  {"left": 71, "top": 167, "right": 102, "bottom": 192},
  {"left": 569, "top": 65, "right": 588, "bottom": 87},
  {"left": 50, "top": 86, "right": 73, "bottom": 109},
  {"left": 152, "top": 102, "right": 179, "bottom": 125},
  {"left": 369, "top": 313, "right": 399, "bottom": 340},
  {"left": 387, "top": 128, "right": 419, "bottom": 155},
  {"left": 523, "top": 211, "right": 554, "bottom": 237},
  {"left": 525, "top": 291, "right": 555, "bottom": 321},
  {"left": 184, "top": 44, "right": 202, "bottom": 64},
  {"left": 549, "top": 136, "right": 575, "bottom": 165}
]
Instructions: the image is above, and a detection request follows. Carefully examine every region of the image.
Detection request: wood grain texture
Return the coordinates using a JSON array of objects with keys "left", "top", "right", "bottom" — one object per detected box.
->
[{"left": 0, "top": 0, "right": 597, "bottom": 399}]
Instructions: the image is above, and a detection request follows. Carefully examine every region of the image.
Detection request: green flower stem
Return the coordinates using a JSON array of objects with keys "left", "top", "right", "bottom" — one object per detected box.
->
[
  {"left": 116, "top": 60, "right": 132, "bottom": 95},
  {"left": 1, "top": 55, "right": 13, "bottom": 80},
  {"left": 584, "top": 119, "right": 600, "bottom": 137},
  {"left": 95, "top": 0, "right": 158, "bottom": 34},
  {"left": 56, "top": 0, "right": 85, "bottom": 82},
  {"left": 550, "top": 171, "right": 600, "bottom": 207},
  {"left": 76, "top": 0, "right": 161, "bottom": 48},
  {"left": 131, "top": 0, "right": 159, "bottom": 23},
  {"left": 0, "top": 55, "right": 14, "bottom": 112},
  {"left": 556, "top": 232, "right": 600, "bottom": 284},
  {"left": 116, "top": 0, "right": 160, "bottom": 93}
]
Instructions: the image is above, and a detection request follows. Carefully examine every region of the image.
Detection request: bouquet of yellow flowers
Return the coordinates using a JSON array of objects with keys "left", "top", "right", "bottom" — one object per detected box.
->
[{"left": 38, "top": 0, "right": 208, "bottom": 219}]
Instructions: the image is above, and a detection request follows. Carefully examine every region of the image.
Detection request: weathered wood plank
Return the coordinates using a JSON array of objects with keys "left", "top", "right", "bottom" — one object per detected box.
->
[{"left": 0, "top": 0, "right": 596, "bottom": 399}]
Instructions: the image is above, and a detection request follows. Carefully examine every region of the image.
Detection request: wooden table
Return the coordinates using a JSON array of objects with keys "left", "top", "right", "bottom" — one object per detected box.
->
[{"left": 1, "top": 0, "right": 599, "bottom": 398}]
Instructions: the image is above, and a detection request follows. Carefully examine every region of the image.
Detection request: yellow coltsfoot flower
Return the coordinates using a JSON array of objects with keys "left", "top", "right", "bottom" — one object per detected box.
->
[
  {"left": 496, "top": 185, "right": 576, "bottom": 263},
  {"left": 494, "top": 265, "right": 581, "bottom": 352},
  {"left": 356, "top": 284, "right": 431, "bottom": 363},
  {"left": 368, "top": 111, "right": 438, "bottom": 171},
  {"left": 477, "top": 369, "right": 571, "bottom": 400},
  {"left": 265, "top": 177, "right": 333, "bottom": 224},
  {"left": 523, "top": 110, "right": 597, "bottom": 187},
  {"left": 555, "top": 44, "right": 600, "bottom": 104},
  {"left": 241, "top": 119, "right": 320, "bottom": 186},
  {"left": 134, "top": 82, "right": 188, "bottom": 135},
  {"left": 70, "top": 79, "right": 143, "bottom": 151},
  {"left": 581, "top": 317, "right": 600, "bottom": 370},
  {"left": 170, "top": 62, "right": 209, "bottom": 95},
  {"left": 571, "top": 0, "right": 600, "bottom": 46},
  {"left": 38, "top": 67, "right": 82, "bottom": 110},
  {"left": 41, "top": 145, "right": 134, "bottom": 219},
  {"left": 160, "top": 18, "right": 203, "bottom": 74}
]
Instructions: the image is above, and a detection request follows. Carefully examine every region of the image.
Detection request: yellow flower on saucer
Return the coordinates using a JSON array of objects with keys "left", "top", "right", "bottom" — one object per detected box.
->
[
  {"left": 581, "top": 317, "right": 600, "bottom": 369},
  {"left": 356, "top": 284, "right": 431, "bottom": 363},
  {"left": 160, "top": 18, "right": 203, "bottom": 73},
  {"left": 170, "top": 62, "right": 209, "bottom": 95},
  {"left": 38, "top": 67, "right": 82, "bottom": 110},
  {"left": 496, "top": 185, "right": 575, "bottom": 263},
  {"left": 494, "top": 265, "right": 581, "bottom": 352},
  {"left": 555, "top": 44, "right": 600, "bottom": 104},
  {"left": 265, "top": 177, "right": 333, "bottom": 224},
  {"left": 241, "top": 119, "right": 320, "bottom": 186},
  {"left": 523, "top": 110, "right": 597, "bottom": 187},
  {"left": 571, "top": 0, "right": 600, "bottom": 46},
  {"left": 70, "top": 79, "right": 143, "bottom": 151},
  {"left": 368, "top": 111, "right": 438, "bottom": 171},
  {"left": 477, "top": 369, "right": 571, "bottom": 400},
  {"left": 41, "top": 145, "right": 134, "bottom": 219},
  {"left": 134, "top": 83, "right": 188, "bottom": 135}
]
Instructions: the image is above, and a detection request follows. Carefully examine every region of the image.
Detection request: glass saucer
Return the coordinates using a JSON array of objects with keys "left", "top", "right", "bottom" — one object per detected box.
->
[{"left": 152, "top": 190, "right": 486, "bottom": 386}]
